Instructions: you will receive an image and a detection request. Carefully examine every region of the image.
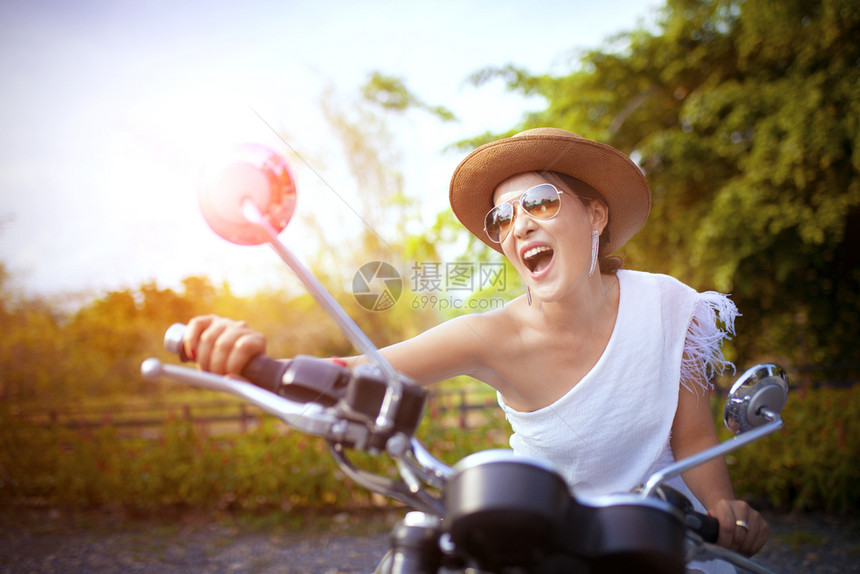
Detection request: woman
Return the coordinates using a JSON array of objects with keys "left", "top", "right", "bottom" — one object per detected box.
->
[{"left": 184, "top": 128, "right": 769, "bottom": 569}]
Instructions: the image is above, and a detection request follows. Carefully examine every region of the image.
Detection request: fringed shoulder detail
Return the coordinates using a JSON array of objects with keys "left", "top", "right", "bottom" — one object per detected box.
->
[{"left": 681, "top": 292, "right": 740, "bottom": 394}]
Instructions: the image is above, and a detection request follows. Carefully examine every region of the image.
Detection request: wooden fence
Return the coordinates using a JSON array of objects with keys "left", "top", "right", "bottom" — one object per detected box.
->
[
  {"left": 10, "top": 363, "right": 856, "bottom": 435},
  {"left": 10, "top": 387, "right": 501, "bottom": 434}
]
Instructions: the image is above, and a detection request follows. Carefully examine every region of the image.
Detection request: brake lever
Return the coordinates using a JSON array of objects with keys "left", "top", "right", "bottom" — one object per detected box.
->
[{"left": 140, "top": 359, "right": 369, "bottom": 446}]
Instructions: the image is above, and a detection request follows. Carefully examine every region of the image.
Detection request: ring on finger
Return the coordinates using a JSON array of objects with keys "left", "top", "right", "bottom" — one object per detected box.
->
[{"left": 735, "top": 520, "right": 750, "bottom": 531}]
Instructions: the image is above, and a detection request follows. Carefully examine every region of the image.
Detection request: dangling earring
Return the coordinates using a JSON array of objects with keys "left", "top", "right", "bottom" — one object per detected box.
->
[
  {"left": 526, "top": 285, "right": 532, "bottom": 306},
  {"left": 588, "top": 230, "right": 599, "bottom": 277}
]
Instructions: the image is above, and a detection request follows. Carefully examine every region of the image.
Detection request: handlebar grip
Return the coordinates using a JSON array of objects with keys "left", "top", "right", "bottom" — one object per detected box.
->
[
  {"left": 639, "top": 484, "right": 720, "bottom": 544},
  {"left": 241, "top": 354, "right": 290, "bottom": 393},
  {"left": 163, "top": 323, "right": 349, "bottom": 407},
  {"left": 163, "top": 323, "right": 287, "bottom": 393},
  {"left": 686, "top": 511, "right": 720, "bottom": 543}
]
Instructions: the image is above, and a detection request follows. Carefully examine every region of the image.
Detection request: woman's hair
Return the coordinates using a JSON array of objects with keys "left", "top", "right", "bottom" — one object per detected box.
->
[{"left": 540, "top": 171, "right": 624, "bottom": 275}]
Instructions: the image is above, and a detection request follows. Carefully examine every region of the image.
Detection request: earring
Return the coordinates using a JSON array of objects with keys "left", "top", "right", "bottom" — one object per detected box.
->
[
  {"left": 527, "top": 285, "right": 532, "bottom": 306},
  {"left": 588, "top": 230, "right": 599, "bottom": 276}
]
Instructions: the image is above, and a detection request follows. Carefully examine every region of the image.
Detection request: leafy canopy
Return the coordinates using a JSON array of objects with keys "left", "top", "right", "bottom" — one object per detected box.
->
[{"left": 469, "top": 0, "right": 860, "bottom": 367}]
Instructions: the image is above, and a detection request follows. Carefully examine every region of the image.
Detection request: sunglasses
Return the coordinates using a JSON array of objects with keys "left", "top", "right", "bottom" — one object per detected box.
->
[{"left": 483, "top": 183, "right": 563, "bottom": 243}]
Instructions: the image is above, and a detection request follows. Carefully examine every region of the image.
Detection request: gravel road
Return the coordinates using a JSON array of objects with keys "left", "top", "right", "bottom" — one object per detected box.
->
[{"left": 1, "top": 506, "right": 858, "bottom": 573}]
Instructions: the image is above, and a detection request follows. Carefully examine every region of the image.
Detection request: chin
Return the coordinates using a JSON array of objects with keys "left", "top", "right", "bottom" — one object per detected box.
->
[{"left": 529, "top": 285, "right": 562, "bottom": 304}]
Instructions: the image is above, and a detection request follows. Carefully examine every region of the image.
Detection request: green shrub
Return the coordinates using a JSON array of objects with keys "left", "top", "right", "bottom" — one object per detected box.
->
[
  {"left": 1, "top": 387, "right": 856, "bottom": 515},
  {"left": 725, "top": 386, "right": 860, "bottom": 514}
]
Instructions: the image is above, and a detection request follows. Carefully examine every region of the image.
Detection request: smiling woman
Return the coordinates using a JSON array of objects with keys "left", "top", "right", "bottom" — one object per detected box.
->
[{"left": 181, "top": 126, "right": 769, "bottom": 572}]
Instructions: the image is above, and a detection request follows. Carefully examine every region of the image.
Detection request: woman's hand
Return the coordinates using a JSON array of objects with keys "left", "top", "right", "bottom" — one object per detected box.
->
[
  {"left": 708, "top": 499, "right": 769, "bottom": 556},
  {"left": 183, "top": 315, "right": 267, "bottom": 377}
]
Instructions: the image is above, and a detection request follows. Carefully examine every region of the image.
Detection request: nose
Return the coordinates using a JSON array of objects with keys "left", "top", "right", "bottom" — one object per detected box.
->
[{"left": 509, "top": 201, "right": 537, "bottom": 240}]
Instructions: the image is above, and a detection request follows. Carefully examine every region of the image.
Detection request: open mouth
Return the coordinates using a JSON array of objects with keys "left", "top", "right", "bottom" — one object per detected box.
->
[{"left": 523, "top": 245, "right": 554, "bottom": 275}]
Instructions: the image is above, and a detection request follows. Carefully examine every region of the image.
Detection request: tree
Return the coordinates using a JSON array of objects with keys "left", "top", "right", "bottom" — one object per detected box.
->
[
  {"left": 468, "top": 0, "right": 860, "bottom": 368},
  {"left": 0, "top": 298, "right": 64, "bottom": 404}
]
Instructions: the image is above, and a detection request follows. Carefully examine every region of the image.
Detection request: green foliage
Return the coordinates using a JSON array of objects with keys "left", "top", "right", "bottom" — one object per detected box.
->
[
  {"left": 0, "top": 297, "right": 65, "bottom": 403},
  {"left": 467, "top": 0, "right": 860, "bottom": 367},
  {"left": 0, "top": 402, "right": 508, "bottom": 513},
  {"left": 1, "top": 387, "right": 856, "bottom": 515},
  {"left": 0, "top": 275, "right": 358, "bottom": 406},
  {"left": 362, "top": 71, "right": 456, "bottom": 121},
  {"left": 725, "top": 386, "right": 860, "bottom": 513}
]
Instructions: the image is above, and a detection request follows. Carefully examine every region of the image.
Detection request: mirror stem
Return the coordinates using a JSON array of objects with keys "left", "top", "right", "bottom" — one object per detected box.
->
[
  {"left": 759, "top": 407, "right": 779, "bottom": 423},
  {"left": 640, "top": 416, "right": 784, "bottom": 498},
  {"left": 242, "top": 200, "right": 404, "bottom": 433}
]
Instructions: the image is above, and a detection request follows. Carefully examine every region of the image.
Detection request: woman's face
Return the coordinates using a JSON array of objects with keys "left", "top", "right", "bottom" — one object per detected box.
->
[{"left": 492, "top": 172, "right": 607, "bottom": 301}]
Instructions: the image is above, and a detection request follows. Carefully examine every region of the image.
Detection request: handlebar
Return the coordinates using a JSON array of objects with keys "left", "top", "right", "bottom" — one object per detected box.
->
[
  {"left": 160, "top": 323, "right": 428, "bottom": 446},
  {"left": 148, "top": 324, "right": 452, "bottom": 515},
  {"left": 143, "top": 324, "right": 783, "bottom": 573},
  {"left": 140, "top": 358, "right": 355, "bottom": 439},
  {"left": 686, "top": 510, "right": 720, "bottom": 543},
  {"left": 164, "top": 323, "right": 324, "bottom": 398},
  {"left": 151, "top": 328, "right": 725, "bottom": 544},
  {"left": 641, "top": 484, "right": 720, "bottom": 543}
]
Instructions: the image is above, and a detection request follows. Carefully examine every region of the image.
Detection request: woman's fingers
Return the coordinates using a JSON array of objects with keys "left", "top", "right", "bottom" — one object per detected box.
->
[
  {"left": 708, "top": 499, "right": 769, "bottom": 556},
  {"left": 710, "top": 499, "right": 738, "bottom": 550},
  {"left": 224, "top": 330, "right": 267, "bottom": 376},
  {"left": 741, "top": 507, "right": 769, "bottom": 556},
  {"left": 184, "top": 316, "right": 266, "bottom": 376}
]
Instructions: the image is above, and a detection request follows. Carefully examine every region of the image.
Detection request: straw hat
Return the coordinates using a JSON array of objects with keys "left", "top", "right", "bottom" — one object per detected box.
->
[{"left": 449, "top": 127, "right": 651, "bottom": 254}]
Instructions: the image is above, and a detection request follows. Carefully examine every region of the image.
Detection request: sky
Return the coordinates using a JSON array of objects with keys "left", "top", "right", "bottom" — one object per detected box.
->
[{"left": 0, "top": 0, "right": 662, "bottom": 300}]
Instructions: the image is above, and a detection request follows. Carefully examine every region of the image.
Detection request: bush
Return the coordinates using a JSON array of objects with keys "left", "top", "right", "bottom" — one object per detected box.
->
[
  {"left": 725, "top": 386, "right": 860, "bottom": 514},
  {"left": 1, "top": 387, "right": 856, "bottom": 515}
]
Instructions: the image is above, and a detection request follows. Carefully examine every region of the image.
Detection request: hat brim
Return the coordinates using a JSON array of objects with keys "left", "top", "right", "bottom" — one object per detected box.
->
[{"left": 449, "top": 128, "right": 651, "bottom": 254}]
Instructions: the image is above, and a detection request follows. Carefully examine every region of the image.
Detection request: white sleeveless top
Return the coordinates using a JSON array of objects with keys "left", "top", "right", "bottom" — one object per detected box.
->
[{"left": 498, "top": 270, "right": 739, "bottom": 573}]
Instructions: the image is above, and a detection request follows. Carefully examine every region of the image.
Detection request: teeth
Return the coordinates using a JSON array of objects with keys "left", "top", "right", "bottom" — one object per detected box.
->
[{"left": 523, "top": 246, "right": 551, "bottom": 260}]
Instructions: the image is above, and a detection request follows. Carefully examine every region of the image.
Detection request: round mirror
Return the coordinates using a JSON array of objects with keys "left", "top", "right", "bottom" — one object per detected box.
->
[
  {"left": 724, "top": 363, "right": 789, "bottom": 434},
  {"left": 199, "top": 143, "right": 297, "bottom": 245}
]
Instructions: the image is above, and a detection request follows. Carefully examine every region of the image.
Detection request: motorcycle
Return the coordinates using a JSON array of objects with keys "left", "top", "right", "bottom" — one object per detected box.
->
[{"left": 141, "top": 144, "right": 788, "bottom": 573}]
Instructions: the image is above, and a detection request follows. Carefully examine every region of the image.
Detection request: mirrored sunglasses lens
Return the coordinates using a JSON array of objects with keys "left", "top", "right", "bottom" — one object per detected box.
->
[
  {"left": 485, "top": 204, "right": 514, "bottom": 242},
  {"left": 522, "top": 185, "right": 560, "bottom": 218}
]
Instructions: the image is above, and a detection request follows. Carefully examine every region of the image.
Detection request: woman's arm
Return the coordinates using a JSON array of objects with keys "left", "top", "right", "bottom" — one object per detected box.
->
[
  {"left": 183, "top": 310, "right": 507, "bottom": 389},
  {"left": 349, "top": 312, "right": 507, "bottom": 387},
  {"left": 671, "top": 381, "right": 770, "bottom": 556}
]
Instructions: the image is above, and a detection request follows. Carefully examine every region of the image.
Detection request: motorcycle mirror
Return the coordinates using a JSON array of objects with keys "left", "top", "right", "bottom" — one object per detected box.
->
[
  {"left": 724, "top": 363, "right": 788, "bottom": 434},
  {"left": 198, "top": 143, "right": 297, "bottom": 245}
]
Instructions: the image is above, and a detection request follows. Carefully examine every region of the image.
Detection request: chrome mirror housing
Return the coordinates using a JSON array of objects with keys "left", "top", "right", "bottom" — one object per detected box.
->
[
  {"left": 724, "top": 363, "right": 789, "bottom": 434},
  {"left": 199, "top": 143, "right": 297, "bottom": 246}
]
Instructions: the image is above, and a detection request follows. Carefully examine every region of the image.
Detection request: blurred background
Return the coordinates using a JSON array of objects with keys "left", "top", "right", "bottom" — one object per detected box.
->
[
  {"left": 1, "top": 0, "right": 857, "bottom": 520},
  {"left": 1, "top": 0, "right": 664, "bottom": 297}
]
